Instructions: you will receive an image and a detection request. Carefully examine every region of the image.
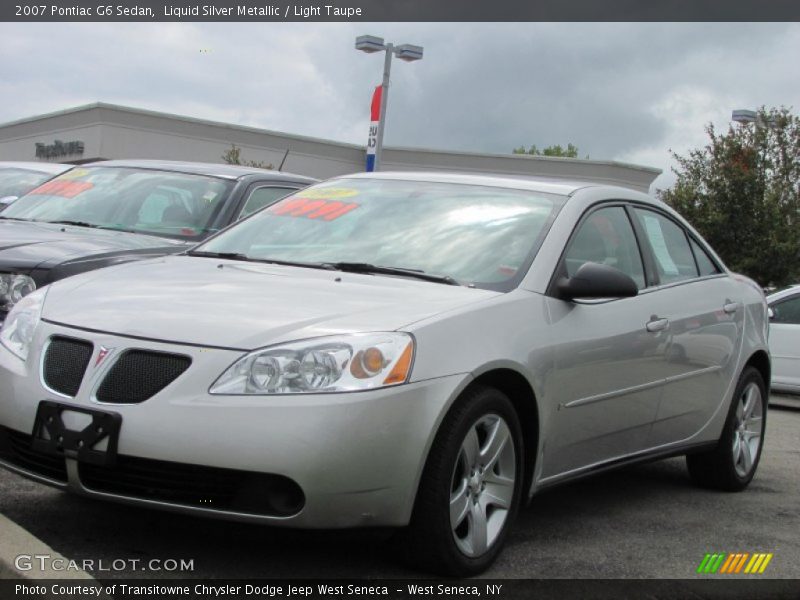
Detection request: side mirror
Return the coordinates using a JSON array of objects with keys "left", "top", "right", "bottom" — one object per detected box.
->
[{"left": 557, "top": 262, "right": 639, "bottom": 301}]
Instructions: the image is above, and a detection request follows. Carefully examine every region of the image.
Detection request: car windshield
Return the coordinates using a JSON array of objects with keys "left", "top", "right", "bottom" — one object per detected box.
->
[
  {"left": 195, "top": 178, "right": 564, "bottom": 291},
  {"left": 0, "top": 168, "right": 53, "bottom": 198},
  {"left": 2, "top": 166, "right": 234, "bottom": 240}
]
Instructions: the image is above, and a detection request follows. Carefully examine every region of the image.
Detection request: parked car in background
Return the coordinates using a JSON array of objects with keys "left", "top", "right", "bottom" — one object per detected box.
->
[
  {"left": 0, "top": 160, "right": 315, "bottom": 320},
  {"left": 0, "top": 172, "right": 770, "bottom": 575},
  {"left": 0, "top": 162, "right": 71, "bottom": 210},
  {"left": 767, "top": 285, "right": 800, "bottom": 395}
]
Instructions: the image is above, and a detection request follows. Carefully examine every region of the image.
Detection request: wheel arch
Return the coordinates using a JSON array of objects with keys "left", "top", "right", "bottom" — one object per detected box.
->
[
  {"left": 744, "top": 349, "right": 771, "bottom": 394},
  {"left": 468, "top": 367, "right": 540, "bottom": 502}
]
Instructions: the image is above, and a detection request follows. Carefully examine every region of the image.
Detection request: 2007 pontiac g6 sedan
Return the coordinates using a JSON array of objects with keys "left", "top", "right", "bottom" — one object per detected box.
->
[{"left": 0, "top": 172, "right": 770, "bottom": 575}]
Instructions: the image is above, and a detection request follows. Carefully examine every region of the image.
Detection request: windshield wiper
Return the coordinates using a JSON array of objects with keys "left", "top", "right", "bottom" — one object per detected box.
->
[
  {"left": 322, "top": 262, "right": 460, "bottom": 286},
  {"left": 46, "top": 220, "right": 102, "bottom": 229},
  {"left": 186, "top": 251, "right": 336, "bottom": 271},
  {"left": 0, "top": 216, "right": 33, "bottom": 221},
  {"left": 186, "top": 250, "right": 251, "bottom": 260}
]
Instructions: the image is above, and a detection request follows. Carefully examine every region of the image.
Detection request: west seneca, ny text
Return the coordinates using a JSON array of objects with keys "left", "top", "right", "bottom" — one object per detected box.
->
[
  {"left": 14, "top": 4, "right": 363, "bottom": 18},
  {"left": 16, "top": 583, "right": 505, "bottom": 597}
]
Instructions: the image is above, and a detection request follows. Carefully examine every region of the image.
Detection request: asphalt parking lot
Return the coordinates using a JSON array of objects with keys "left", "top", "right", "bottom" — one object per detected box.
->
[{"left": 0, "top": 399, "right": 798, "bottom": 580}]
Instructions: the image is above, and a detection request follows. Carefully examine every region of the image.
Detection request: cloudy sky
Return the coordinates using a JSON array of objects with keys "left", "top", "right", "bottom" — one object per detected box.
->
[{"left": 1, "top": 22, "right": 798, "bottom": 190}]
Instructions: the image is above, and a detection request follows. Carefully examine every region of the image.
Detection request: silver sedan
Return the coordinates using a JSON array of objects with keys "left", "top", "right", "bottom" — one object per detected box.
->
[{"left": 0, "top": 172, "right": 770, "bottom": 575}]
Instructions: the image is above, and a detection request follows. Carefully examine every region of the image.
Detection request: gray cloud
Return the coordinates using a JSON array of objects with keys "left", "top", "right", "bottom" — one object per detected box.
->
[{"left": 1, "top": 22, "right": 798, "bottom": 190}]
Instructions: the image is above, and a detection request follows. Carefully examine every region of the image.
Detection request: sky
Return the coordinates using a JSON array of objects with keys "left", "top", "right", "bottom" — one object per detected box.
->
[{"left": 1, "top": 22, "right": 798, "bottom": 190}]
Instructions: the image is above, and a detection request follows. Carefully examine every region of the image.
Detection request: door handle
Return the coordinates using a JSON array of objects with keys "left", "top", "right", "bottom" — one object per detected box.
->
[
  {"left": 723, "top": 301, "right": 741, "bottom": 314},
  {"left": 646, "top": 317, "right": 670, "bottom": 333}
]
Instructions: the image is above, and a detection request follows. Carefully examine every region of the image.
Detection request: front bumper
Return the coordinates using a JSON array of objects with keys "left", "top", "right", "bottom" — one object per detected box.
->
[{"left": 0, "top": 320, "right": 466, "bottom": 528}]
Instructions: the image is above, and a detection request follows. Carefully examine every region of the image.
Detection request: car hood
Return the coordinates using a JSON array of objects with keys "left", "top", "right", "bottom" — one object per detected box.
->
[
  {"left": 42, "top": 255, "right": 501, "bottom": 350},
  {"left": 0, "top": 220, "right": 186, "bottom": 270}
]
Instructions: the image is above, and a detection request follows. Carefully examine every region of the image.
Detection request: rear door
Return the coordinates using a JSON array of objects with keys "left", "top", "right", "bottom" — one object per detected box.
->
[{"left": 630, "top": 207, "right": 743, "bottom": 446}]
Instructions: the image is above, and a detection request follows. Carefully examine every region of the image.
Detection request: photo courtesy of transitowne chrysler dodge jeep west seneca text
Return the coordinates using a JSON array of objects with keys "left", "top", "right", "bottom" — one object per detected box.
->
[{"left": 0, "top": 172, "right": 770, "bottom": 575}]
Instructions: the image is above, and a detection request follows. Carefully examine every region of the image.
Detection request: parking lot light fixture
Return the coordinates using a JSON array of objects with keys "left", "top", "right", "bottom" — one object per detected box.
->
[
  {"left": 356, "top": 35, "right": 424, "bottom": 170},
  {"left": 732, "top": 108, "right": 777, "bottom": 129},
  {"left": 732, "top": 109, "right": 758, "bottom": 124}
]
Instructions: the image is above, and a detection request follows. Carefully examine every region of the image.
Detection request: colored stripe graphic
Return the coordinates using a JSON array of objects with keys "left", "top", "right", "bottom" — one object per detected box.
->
[
  {"left": 699, "top": 553, "right": 773, "bottom": 574},
  {"left": 759, "top": 554, "right": 773, "bottom": 573},
  {"left": 720, "top": 554, "right": 736, "bottom": 573}
]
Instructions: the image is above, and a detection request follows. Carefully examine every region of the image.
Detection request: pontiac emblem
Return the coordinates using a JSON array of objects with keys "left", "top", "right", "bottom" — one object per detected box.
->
[{"left": 95, "top": 346, "right": 114, "bottom": 368}]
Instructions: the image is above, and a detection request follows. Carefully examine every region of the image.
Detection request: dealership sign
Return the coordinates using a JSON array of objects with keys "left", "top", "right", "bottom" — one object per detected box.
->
[
  {"left": 365, "top": 85, "right": 382, "bottom": 172},
  {"left": 35, "top": 140, "right": 85, "bottom": 159}
]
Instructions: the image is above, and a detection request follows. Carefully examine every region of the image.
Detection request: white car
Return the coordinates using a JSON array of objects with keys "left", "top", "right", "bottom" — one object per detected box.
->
[
  {"left": 767, "top": 285, "right": 800, "bottom": 395},
  {"left": 0, "top": 172, "right": 770, "bottom": 575}
]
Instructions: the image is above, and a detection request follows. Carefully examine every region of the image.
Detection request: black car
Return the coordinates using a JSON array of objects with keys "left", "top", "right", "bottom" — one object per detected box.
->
[{"left": 0, "top": 159, "right": 316, "bottom": 318}]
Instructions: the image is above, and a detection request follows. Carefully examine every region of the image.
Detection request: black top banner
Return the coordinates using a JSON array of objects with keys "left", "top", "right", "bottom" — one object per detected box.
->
[{"left": 3, "top": 0, "right": 800, "bottom": 22}]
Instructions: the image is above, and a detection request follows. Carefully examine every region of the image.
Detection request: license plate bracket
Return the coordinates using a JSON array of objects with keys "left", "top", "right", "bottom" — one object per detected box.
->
[{"left": 32, "top": 401, "right": 122, "bottom": 466}]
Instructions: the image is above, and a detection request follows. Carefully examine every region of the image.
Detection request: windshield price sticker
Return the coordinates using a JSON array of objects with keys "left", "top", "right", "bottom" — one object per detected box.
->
[
  {"left": 29, "top": 179, "right": 94, "bottom": 198},
  {"left": 270, "top": 197, "right": 359, "bottom": 221},
  {"left": 59, "top": 168, "right": 91, "bottom": 180},
  {"left": 297, "top": 188, "right": 359, "bottom": 200}
]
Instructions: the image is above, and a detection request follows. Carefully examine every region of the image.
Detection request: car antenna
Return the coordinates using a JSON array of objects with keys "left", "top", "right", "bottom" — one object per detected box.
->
[{"left": 278, "top": 148, "right": 290, "bottom": 171}]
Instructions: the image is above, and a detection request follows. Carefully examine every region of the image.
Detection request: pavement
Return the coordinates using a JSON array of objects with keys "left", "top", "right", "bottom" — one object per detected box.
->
[{"left": 0, "top": 399, "right": 798, "bottom": 580}]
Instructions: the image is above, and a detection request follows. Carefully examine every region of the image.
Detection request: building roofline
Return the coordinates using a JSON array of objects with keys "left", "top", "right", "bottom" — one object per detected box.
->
[{"left": 0, "top": 102, "right": 661, "bottom": 177}]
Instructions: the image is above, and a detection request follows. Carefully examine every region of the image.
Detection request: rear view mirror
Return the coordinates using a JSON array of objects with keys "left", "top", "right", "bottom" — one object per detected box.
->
[
  {"left": 768, "top": 307, "right": 775, "bottom": 320},
  {"left": 557, "top": 262, "right": 639, "bottom": 301}
]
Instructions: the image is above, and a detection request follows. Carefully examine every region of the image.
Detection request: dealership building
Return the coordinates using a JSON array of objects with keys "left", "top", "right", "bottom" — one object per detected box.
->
[{"left": 0, "top": 103, "right": 660, "bottom": 192}]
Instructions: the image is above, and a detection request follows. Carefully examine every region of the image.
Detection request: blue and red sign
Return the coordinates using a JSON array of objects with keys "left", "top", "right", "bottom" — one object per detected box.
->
[{"left": 365, "top": 85, "right": 382, "bottom": 171}]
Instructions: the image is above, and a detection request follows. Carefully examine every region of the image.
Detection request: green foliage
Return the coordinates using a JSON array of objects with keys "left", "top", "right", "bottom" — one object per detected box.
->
[
  {"left": 221, "top": 144, "right": 274, "bottom": 170},
  {"left": 659, "top": 107, "right": 800, "bottom": 288},
  {"left": 513, "top": 143, "right": 582, "bottom": 158}
]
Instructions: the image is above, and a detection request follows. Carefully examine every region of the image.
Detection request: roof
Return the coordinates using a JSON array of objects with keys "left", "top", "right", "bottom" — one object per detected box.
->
[
  {"left": 83, "top": 159, "right": 317, "bottom": 183},
  {"left": 0, "top": 161, "right": 71, "bottom": 175},
  {"left": 767, "top": 284, "right": 800, "bottom": 302},
  {"left": 340, "top": 170, "right": 609, "bottom": 196}
]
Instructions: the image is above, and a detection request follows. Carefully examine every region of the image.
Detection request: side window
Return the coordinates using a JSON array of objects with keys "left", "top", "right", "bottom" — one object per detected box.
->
[
  {"left": 239, "top": 187, "right": 294, "bottom": 219},
  {"left": 634, "top": 209, "right": 698, "bottom": 284},
  {"left": 771, "top": 295, "right": 800, "bottom": 325},
  {"left": 564, "top": 206, "right": 646, "bottom": 289},
  {"left": 690, "top": 238, "right": 721, "bottom": 277}
]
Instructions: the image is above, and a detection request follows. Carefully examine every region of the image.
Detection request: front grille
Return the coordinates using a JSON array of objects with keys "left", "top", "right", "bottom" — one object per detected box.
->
[
  {"left": 79, "top": 456, "right": 304, "bottom": 517},
  {"left": 43, "top": 336, "right": 93, "bottom": 397},
  {"left": 96, "top": 350, "right": 191, "bottom": 404},
  {"left": 0, "top": 426, "right": 67, "bottom": 482}
]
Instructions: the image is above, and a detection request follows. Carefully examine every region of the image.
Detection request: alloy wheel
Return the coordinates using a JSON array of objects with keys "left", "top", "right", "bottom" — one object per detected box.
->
[
  {"left": 732, "top": 381, "right": 763, "bottom": 478},
  {"left": 449, "top": 414, "right": 516, "bottom": 557}
]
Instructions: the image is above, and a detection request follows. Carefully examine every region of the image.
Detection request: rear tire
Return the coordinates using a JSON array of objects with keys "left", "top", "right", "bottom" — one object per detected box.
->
[
  {"left": 686, "top": 366, "right": 766, "bottom": 491},
  {"left": 400, "top": 385, "right": 524, "bottom": 576}
]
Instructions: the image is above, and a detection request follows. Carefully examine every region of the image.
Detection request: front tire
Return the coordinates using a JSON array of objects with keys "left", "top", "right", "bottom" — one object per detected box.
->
[
  {"left": 687, "top": 366, "right": 767, "bottom": 491},
  {"left": 402, "top": 385, "right": 524, "bottom": 576}
]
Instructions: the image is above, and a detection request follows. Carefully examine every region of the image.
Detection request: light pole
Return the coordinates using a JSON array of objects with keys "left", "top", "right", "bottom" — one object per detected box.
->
[{"left": 355, "top": 35, "right": 423, "bottom": 171}]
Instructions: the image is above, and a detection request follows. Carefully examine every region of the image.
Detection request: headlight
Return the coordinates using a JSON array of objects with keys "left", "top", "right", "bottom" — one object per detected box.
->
[
  {"left": 0, "top": 274, "right": 37, "bottom": 311},
  {"left": 210, "top": 333, "right": 415, "bottom": 395},
  {"left": 0, "top": 287, "right": 46, "bottom": 361}
]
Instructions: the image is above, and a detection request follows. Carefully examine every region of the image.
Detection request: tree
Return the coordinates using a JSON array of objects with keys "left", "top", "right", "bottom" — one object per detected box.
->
[
  {"left": 659, "top": 107, "right": 800, "bottom": 288},
  {"left": 513, "top": 143, "right": 582, "bottom": 158},
  {"left": 221, "top": 144, "right": 274, "bottom": 170}
]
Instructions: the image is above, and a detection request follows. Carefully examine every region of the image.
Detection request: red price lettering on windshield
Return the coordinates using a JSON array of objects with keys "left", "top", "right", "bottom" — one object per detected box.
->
[
  {"left": 30, "top": 180, "right": 94, "bottom": 199},
  {"left": 270, "top": 198, "right": 359, "bottom": 221}
]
